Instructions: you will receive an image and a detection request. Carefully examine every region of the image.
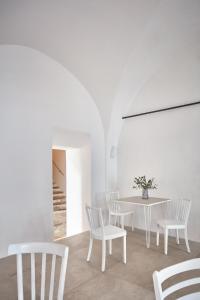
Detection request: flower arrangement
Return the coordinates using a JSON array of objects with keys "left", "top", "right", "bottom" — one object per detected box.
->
[
  {"left": 133, "top": 176, "right": 157, "bottom": 190},
  {"left": 133, "top": 176, "right": 157, "bottom": 199}
]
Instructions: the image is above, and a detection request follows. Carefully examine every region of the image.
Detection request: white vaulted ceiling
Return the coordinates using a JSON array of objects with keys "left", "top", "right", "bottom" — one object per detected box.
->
[
  {"left": 0, "top": 0, "right": 200, "bottom": 135},
  {"left": 0, "top": 0, "right": 160, "bottom": 130}
]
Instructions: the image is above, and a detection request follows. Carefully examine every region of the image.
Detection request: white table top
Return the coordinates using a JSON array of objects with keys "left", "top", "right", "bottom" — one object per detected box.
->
[{"left": 118, "top": 196, "right": 170, "bottom": 207}]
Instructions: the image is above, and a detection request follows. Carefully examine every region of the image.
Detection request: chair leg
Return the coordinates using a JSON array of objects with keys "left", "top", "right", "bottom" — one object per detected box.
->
[
  {"left": 156, "top": 225, "right": 160, "bottom": 246},
  {"left": 101, "top": 240, "right": 106, "bottom": 272},
  {"left": 87, "top": 238, "right": 93, "bottom": 262},
  {"left": 184, "top": 228, "right": 191, "bottom": 253},
  {"left": 131, "top": 213, "right": 134, "bottom": 231},
  {"left": 176, "top": 229, "right": 180, "bottom": 244},
  {"left": 123, "top": 235, "right": 126, "bottom": 264},
  {"left": 108, "top": 240, "right": 112, "bottom": 255},
  {"left": 164, "top": 228, "right": 168, "bottom": 255}
]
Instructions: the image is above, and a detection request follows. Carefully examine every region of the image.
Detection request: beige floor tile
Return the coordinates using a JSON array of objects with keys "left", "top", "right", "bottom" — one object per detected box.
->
[{"left": 0, "top": 229, "right": 199, "bottom": 299}]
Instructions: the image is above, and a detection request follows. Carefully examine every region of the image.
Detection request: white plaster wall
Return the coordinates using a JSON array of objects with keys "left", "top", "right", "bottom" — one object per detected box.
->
[
  {"left": 67, "top": 146, "right": 91, "bottom": 237},
  {"left": 0, "top": 45, "right": 105, "bottom": 257},
  {"left": 118, "top": 55, "right": 200, "bottom": 242},
  {"left": 107, "top": 0, "right": 200, "bottom": 192},
  {"left": 0, "top": 0, "right": 160, "bottom": 131}
]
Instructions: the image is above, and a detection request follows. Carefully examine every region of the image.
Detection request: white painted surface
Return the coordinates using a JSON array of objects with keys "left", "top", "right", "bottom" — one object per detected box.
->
[
  {"left": 113, "top": 2, "right": 200, "bottom": 243},
  {"left": 0, "top": 0, "right": 200, "bottom": 252},
  {"left": 153, "top": 258, "right": 200, "bottom": 300},
  {"left": 0, "top": 45, "right": 104, "bottom": 257},
  {"left": 107, "top": 0, "right": 200, "bottom": 191},
  {"left": 86, "top": 206, "right": 127, "bottom": 272},
  {"left": 1, "top": 0, "right": 199, "bottom": 134},
  {"left": 0, "top": 0, "right": 159, "bottom": 130},
  {"left": 8, "top": 242, "right": 69, "bottom": 300},
  {"left": 118, "top": 104, "right": 200, "bottom": 241},
  {"left": 67, "top": 147, "right": 91, "bottom": 237}
]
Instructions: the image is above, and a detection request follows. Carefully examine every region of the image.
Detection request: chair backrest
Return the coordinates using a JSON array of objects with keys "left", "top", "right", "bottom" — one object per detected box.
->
[
  {"left": 153, "top": 258, "right": 200, "bottom": 300},
  {"left": 166, "top": 199, "right": 191, "bottom": 225},
  {"left": 86, "top": 206, "right": 104, "bottom": 236},
  {"left": 106, "top": 191, "right": 120, "bottom": 202},
  {"left": 8, "top": 242, "right": 69, "bottom": 300},
  {"left": 108, "top": 200, "right": 121, "bottom": 213},
  {"left": 105, "top": 191, "right": 120, "bottom": 210}
]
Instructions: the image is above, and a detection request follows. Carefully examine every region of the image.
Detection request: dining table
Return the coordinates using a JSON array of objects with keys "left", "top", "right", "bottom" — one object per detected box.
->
[{"left": 118, "top": 196, "right": 170, "bottom": 248}]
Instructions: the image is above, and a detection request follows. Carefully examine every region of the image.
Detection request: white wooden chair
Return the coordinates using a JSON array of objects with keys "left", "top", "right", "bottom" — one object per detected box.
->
[
  {"left": 153, "top": 258, "right": 200, "bottom": 300},
  {"left": 156, "top": 199, "right": 191, "bottom": 255},
  {"left": 8, "top": 242, "right": 69, "bottom": 300},
  {"left": 86, "top": 205, "right": 127, "bottom": 272},
  {"left": 106, "top": 191, "right": 134, "bottom": 231}
]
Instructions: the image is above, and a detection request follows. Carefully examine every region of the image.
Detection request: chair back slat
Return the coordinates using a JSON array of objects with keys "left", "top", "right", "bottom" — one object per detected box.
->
[
  {"left": 106, "top": 192, "right": 120, "bottom": 225},
  {"left": 57, "top": 248, "right": 69, "bottom": 300},
  {"left": 98, "top": 208, "right": 104, "bottom": 228},
  {"left": 86, "top": 206, "right": 104, "bottom": 236},
  {"left": 49, "top": 254, "right": 56, "bottom": 300},
  {"left": 17, "top": 253, "right": 24, "bottom": 300},
  {"left": 109, "top": 200, "right": 121, "bottom": 213},
  {"left": 86, "top": 206, "right": 104, "bottom": 230},
  {"left": 177, "top": 199, "right": 191, "bottom": 224},
  {"left": 106, "top": 191, "right": 119, "bottom": 204},
  {"left": 110, "top": 191, "right": 120, "bottom": 201},
  {"left": 166, "top": 199, "right": 191, "bottom": 224},
  {"left": 41, "top": 253, "right": 46, "bottom": 300},
  {"left": 86, "top": 206, "right": 95, "bottom": 231},
  {"left": 8, "top": 243, "right": 69, "bottom": 300},
  {"left": 31, "top": 253, "right": 35, "bottom": 300},
  {"left": 184, "top": 199, "right": 191, "bottom": 224},
  {"left": 153, "top": 258, "right": 200, "bottom": 300}
]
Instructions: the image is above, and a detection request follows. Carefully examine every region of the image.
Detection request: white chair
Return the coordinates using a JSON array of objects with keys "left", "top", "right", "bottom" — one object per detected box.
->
[
  {"left": 86, "top": 205, "right": 127, "bottom": 272},
  {"left": 156, "top": 199, "right": 191, "bottom": 255},
  {"left": 8, "top": 242, "right": 69, "bottom": 300},
  {"left": 153, "top": 258, "right": 200, "bottom": 300},
  {"left": 106, "top": 191, "right": 134, "bottom": 231}
]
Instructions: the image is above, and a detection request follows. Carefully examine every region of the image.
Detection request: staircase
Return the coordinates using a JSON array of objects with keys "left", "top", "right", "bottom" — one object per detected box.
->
[{"left": 53, "top": 182, "right": 66, "bottom": 212}]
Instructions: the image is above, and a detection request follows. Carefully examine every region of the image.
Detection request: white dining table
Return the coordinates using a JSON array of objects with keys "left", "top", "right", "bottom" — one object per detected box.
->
[{"left": 118, "top": 196, "right": 170, "bottom": 248}]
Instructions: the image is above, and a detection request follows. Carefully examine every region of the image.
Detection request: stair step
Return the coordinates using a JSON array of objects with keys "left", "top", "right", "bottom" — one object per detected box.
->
[
  {"left": 53, "top": 193, "right": 66, "bottom": 200},
  {"left": 53, "top": 184, "right": 59, "bottom": 188},
  {"left": 53, "top": 188, "right": 63, "bottom": 194},
  {"left": 53, "top": 199, "right": 66, "bottom": 205},
  {"left": 54, "top": 208, "right": 66, "bottom": 212},
  {"left": 54, "top": 204, "right": 66, "bottom": 211}
]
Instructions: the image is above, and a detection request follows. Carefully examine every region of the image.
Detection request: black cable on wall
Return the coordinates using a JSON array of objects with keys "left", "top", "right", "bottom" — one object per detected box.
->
[{"left": 122, "top": 100, "right": 200, "bottom": 120}]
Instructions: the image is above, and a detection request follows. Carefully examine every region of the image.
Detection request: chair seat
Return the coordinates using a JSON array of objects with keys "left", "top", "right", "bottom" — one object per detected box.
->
[
  {"left": 110, "top": 209, "right": 134, "bottom": 216},
  {"left": 157, "top": 219, "right": 185, "bottom": 229},
  {"left": 92, "top": 225, "right": 126, "bottom": 240}
]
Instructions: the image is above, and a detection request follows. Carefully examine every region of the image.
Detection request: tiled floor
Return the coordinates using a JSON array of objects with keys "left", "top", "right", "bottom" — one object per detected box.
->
[{"left": 0, "top": 228, "right": 200, "bottom": 299}]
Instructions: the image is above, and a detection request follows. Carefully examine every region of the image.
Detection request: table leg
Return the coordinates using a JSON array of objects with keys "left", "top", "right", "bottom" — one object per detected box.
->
[
  {"left": 121, "top": 215, "right": 124, "bottom": 230},
  {"left": 144, "top": 206, "right": 151, "bottom": 248}
]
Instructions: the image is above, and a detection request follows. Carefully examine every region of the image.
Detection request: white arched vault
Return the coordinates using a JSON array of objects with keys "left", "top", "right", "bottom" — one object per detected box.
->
[
  {"left": 0, "top": 44, "right": 105, "bottom": 257},
  {"left": 106, "top": 0, "right": 200, "bottom": 190}
]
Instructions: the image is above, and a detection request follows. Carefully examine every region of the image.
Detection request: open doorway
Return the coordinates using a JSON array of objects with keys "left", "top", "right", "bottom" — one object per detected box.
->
[
  {"left": 52, "top": 149, "right": 66, "bottom": 240},
  {"left": 52, "top": 128, "right": 92, "bottom": 239}
]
